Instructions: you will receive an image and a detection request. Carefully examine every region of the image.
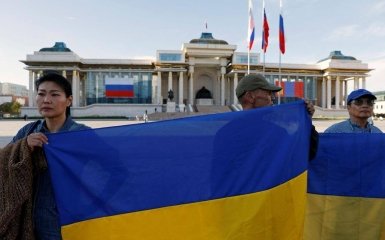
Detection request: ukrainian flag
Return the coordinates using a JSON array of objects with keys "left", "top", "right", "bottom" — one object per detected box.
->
[
  {"left": 305, "top": 133, "right": 385, "bottom": 240},
  {"left": 44, "top": 101, "right": 311, "bottom": 240}
]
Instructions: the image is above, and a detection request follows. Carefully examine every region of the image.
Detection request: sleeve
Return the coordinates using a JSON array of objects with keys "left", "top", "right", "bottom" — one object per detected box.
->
[
  {"left": 11, "top": 126, "right": 28, "bottom": 143},
  {"left": 10, "top": 121, "right": 40, "bottom": 144},
  {"left": 309, "top": 125, "right": 319, "bottom": 161}
]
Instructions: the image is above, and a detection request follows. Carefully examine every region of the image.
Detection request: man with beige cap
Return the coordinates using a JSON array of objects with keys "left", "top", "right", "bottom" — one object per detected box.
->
[{"left": 236, "top": 73, "right": 318, "bottom": 159}]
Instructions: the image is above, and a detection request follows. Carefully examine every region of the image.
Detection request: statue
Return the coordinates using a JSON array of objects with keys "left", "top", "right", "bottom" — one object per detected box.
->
[
  {"left": 196, "top": 86, "right": 212, "bottom": 99},
  {"left": 168, "top": 89, "right": 174, "bottom": 101}
]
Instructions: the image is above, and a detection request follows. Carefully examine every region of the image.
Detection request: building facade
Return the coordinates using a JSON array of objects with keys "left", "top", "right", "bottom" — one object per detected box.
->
[
  {"left": 373, "top": 91, "right": 385, "bottom": 117},
  {"left": 21, "top": 33, "right": 372, "bottom": 117},
  {"left": 0, "top": 82, "right": 29, "bottom": 106}
]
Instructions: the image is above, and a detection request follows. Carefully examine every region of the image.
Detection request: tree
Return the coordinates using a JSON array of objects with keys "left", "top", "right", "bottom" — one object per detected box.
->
[{"left": 0, "top": 101, "right": 21, "bottom": 114}]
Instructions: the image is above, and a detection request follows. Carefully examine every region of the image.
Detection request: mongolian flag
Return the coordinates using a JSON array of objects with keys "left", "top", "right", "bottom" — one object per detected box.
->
[
  {"left": 305, "top": 133, "right": 385, "bottom": 240},
  {"left": 43, "top": 101, "right": 312, "bottom": 240}
]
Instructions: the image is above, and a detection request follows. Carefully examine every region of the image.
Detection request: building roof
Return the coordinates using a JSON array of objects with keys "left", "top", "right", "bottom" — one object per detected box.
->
[
  {"left": 189, "top": 32, "right": 228, "bottom": 45},
  {"left": 318, "top": 50, "right": 356, "bottom": 62},
  {"left": 39, "top": 42, "right": 72, "bottom": 52}
]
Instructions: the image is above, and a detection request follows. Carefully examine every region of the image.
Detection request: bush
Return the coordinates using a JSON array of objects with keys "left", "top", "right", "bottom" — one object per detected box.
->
[{"left": 0, "top": 101, "right": 22, "bottom": 115}]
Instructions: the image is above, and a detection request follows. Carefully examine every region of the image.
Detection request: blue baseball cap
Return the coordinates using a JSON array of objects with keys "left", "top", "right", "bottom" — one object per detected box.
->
[{"left": 347, "top": 89, "right": 376, "bottom": 104}]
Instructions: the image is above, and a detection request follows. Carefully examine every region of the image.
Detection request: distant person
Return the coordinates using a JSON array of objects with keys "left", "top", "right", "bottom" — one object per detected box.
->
[
  {"left": 236, "top": 74, "right": 319, "bottom": 160},
  {"left": 324, "top": 89, "right": 382, "bottom": 133},
  {"left": 10, "top": 73, "right": 90, "bottom": 239}
]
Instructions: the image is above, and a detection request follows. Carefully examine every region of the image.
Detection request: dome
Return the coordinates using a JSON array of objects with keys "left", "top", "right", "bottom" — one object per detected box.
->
[
  {"left": 189, "top": 32, "right": 228, "bottom": 45},
  {"left": 39, "top": 42, "right": 72, "bottom": 52},
  {"left": 318, "top": 50, "right": 356, "bottom": 62}
]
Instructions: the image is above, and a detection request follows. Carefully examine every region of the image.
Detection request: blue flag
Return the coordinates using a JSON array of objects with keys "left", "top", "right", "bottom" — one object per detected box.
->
[{"left": 44, "top": 101, "right": 311, "bottom": 240}]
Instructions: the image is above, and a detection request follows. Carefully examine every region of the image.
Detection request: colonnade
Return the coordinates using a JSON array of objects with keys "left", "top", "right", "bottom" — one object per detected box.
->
[
  {"left": 27, "top": 70, "right": 80, "bottom": 107},
  {"left": 321, "top": 76, "right": 366, "bottom": 109},
  {"left": 155, "top": 69, "right": 240, "bottom": 107}
]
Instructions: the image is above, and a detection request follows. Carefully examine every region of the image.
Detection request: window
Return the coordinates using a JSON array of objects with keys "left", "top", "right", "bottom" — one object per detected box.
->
[{"left": 159, "top": 53, "right": 182, "bottom": 62}]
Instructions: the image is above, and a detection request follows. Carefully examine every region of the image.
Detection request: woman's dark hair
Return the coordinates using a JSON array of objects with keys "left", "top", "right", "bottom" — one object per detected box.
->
[{"left": 35, "top": 72, "right": 72, "bottom": 116}]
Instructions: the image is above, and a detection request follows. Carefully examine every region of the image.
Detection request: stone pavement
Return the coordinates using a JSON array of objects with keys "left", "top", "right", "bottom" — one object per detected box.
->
[{"left": 1, "top": 119, "right": 385, "bottom": 148}]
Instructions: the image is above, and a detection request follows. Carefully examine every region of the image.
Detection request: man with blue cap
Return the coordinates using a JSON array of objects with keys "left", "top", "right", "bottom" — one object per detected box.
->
[{"left": 324, "top": 89, "right": 382, "bottom": 133}]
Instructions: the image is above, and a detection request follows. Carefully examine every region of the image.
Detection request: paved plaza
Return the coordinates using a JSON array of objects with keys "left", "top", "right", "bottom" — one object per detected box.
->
[{"left": 1, "top": 118, "right": 385, "bottom": 148}]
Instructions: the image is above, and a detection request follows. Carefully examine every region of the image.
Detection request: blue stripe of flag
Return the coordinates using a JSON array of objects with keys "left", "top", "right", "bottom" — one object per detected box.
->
[
  {"left": 105, "top": 85, "right": 133, "bottom": 91},
  {"left": 44, "top": 101, "right": 311, "bottom": 225},
  {"left": 308, "top": 133, "right": 385, "bottom": 198}
]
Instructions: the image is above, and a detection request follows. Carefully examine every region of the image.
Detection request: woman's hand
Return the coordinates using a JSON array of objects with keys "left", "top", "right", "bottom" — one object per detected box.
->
[{"left": 27, "top": 133, "right": 48, "bottom": 151}]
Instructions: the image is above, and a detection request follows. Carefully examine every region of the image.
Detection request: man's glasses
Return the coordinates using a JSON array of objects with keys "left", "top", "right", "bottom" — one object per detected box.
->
[{"left": 351, "top": 99, "right": 375, "bottom": 106}]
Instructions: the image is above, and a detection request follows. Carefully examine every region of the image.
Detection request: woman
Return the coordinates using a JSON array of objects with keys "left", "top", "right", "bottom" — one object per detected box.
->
[{"left": 11, "top": 72, "right": 89, "bottom": 239}]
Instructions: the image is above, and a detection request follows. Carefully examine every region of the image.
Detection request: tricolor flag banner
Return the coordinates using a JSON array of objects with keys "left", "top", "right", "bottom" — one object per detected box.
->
[
  {"left": 44, "top": 101, "right": 311, "bottom": 240},
  {"left": 248, "top": 0, "right": 255, "bottom": 50},
  {"left": 305, "top": 133, "right": 385, "bottom": 240},
  {"left": 277, "top": 81, "right": 304, "bottom": 98},
  {"left": 262, "top": 8, "right": 269, "bottom": 53},
  {"left": 279, "top": 13, "right": 285, "bottom": 54},
  {"left": 105, "top": 77, "right": 134, "bottom": 98}
]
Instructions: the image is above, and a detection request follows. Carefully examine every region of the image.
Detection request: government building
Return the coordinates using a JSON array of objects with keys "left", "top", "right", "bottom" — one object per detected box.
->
[{"left": 21, "top": 32, "right": 371, "bottom": 118}]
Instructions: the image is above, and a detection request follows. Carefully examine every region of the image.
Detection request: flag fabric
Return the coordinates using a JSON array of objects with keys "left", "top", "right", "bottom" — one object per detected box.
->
[
  {"left": 105, "top": 77, "right": 134, "bottom": 98},
  {"left": 279, "top": 13, "right": 285, "bottom": 54},
  {"left": 305, "top": 133, "right": 385, "bottom": 240},
  {"left": 262, "top": 8, "right": 269, "bottom": 53},
  {"left": 43, "top": 101, "right": 311, "bottom": 240},
  {"left": 277, "top": 81, "right": 304, "bottom": 98},
  {"left": 248, "top": 0, "right": 255, "bottom": 50}
]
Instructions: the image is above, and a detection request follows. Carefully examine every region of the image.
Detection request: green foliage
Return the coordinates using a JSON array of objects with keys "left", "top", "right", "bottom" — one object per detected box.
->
[{"left": 0, "top": 101, "right": 22, "bottom": 114}]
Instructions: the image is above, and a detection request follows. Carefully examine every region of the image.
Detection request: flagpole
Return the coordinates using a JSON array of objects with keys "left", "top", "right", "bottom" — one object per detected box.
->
[
  {"left": 278, "top": 52, "right": 281, "bottom": 105},
  {"left": 248, "top": 47, "right": 250, "bottom": 75},
  {"left": 278, "top": 0, "right": 284, "bottom": 105},
  {"left": 262, "top": 0, "right": 265, "bottom": 76},
  {"left": 247, "top": 0, "right": 250, "bottom": 75},
  {"left": 263, "top": 52, "right": 266, "bottom": 76}
]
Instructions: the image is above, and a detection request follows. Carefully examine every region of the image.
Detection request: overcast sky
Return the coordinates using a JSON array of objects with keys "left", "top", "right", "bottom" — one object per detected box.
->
[{"left": 1, "top": 0, "right": 384, "bottom": 91}]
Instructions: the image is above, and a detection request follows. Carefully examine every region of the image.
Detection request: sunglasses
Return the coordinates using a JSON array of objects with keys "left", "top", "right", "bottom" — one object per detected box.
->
[{"left": 351, "top": 99, "right": 375, "bottom": 106}]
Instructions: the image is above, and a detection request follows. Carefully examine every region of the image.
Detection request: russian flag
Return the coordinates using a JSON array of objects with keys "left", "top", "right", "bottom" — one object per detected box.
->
[
  {"left": 248, "top": 0, "right": 255, "bottom": 50},
  {"left": 279, "top": 14, "right": 285, "bottom": 54},
  {"left": 105, "top": 77, "right": 134, "bottom": 98},
  {"left": 262, "top": 8, "right": 269, "bottom": 53}
]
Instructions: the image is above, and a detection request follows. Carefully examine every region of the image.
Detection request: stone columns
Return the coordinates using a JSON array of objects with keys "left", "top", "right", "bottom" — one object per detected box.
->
[
  {"left": 72, "top": 70, "right": 79, "bottom": 107},
  {"left": 233, "top": 73, "right": 238, "bottom": 104},
  {"left": 322, "top": 77, "right": 326, "bottom": 108},
  {"left": 354, "top": 77, "right": 359, "bottom": 90},
  {"left": 189, "top": 65, "right": 194, "bottom": 105},
  {"left": 168, "top": 71, "right": 173, "bottom": 91},
  {"left": 335, "top": 76, "right": 340, "bottom": 109},
  {"left": 62, "top": 70, "right": 67, "bottom": 79},
  {"left": 28, "top": 71, "right": 34, "bottom": 107},
  {"left": 362, "top": 77, "right": 366, "bottom": 89},
  {"left": 178, "top": 72, "right": 184, "bottom": 106},
  {"left": 327, "top": 76, "right": 331, "bottom": 109},
  {"left": 220, "top": 66, "right": 226, "bottom": 106},
  {"left": 157, "top": 71, "right": 162, "bottom": 104}
]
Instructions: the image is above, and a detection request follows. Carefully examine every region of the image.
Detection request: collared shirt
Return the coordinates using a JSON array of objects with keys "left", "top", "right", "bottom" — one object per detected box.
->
[
  {"left": 11, "top": 117, "right": 89, "bottom": 240},
  {"left": 324, "top": 119, "right": 383, "bottom": 133}
]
